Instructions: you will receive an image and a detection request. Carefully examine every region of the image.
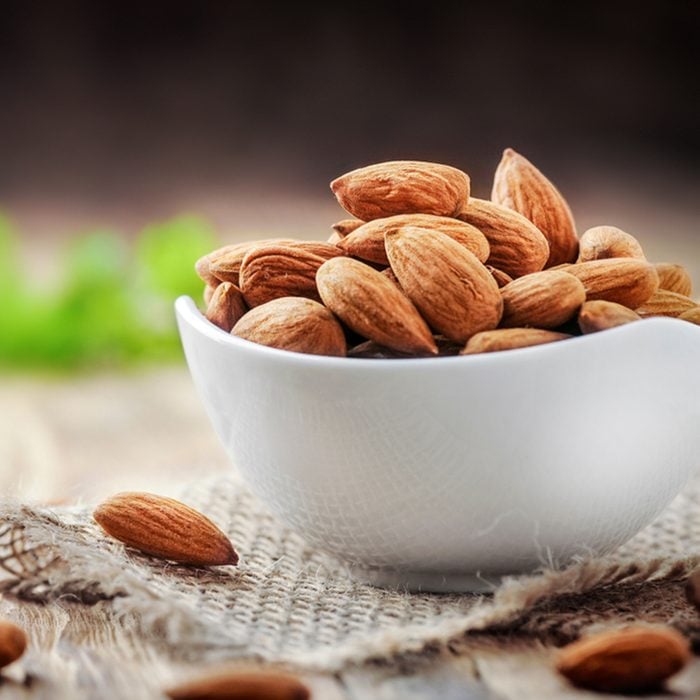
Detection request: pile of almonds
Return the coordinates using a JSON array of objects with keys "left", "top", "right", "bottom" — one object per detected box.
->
[{"left": 195, "top": 150, "right": 698, "bottom": 357}]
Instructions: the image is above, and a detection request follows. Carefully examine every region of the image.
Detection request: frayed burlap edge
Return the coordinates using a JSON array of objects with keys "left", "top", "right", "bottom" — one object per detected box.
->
[{"left": 0, "top": 500, "right": 697, "bottom": 672}]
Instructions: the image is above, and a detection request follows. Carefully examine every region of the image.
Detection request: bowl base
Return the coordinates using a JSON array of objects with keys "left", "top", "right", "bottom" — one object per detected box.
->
[{"left": 348, "top": 565, "right": 505, "bottom": 593}]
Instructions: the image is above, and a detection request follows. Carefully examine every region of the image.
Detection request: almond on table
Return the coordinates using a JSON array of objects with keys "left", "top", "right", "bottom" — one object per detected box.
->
[
  {"left": 93, "top": 492, "right": 238, "bottom": 567},
  {"left": 555, "top": 626, "right": 690, "bottom": 693},
  {"left": 166, "top": 670, "right": 310, "bottom": 700},
  {"left": 0, "top": 619, "right": 27, "bottom": 668}
]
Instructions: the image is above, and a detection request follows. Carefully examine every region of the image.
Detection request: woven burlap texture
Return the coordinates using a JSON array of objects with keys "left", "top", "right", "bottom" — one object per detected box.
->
[{"left": 2, "top": 471, "right": 700, "bottom": 671}]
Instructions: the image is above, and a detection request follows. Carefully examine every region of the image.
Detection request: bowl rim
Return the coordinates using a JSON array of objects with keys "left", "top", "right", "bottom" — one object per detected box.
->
[{"left": 176, "top": 295, "right": 697, "bottom": 370}]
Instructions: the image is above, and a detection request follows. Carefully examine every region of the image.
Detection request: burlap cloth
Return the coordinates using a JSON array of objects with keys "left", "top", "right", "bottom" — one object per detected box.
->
[{"left": 2, "top": 470, "right": 700, "bottom": 686}]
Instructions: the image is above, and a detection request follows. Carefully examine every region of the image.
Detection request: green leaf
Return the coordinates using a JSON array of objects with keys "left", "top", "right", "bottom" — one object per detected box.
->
[{"left": 136, "top": 215, "right": 216, "bottom": 299}]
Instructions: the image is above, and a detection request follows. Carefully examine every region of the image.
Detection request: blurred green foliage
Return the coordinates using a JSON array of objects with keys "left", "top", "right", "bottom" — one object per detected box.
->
[{"left": 0, "top": 214, "right": 216, "bottom": 371}]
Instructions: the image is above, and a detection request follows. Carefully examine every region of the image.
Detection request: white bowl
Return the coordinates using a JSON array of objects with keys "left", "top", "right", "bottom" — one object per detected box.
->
[{"left": 176, "top": 296, "right": 700, "bottom": 591}]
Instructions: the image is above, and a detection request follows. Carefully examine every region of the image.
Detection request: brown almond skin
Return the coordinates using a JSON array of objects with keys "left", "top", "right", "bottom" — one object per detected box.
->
[
  {"left": 205, "top": 282, "right": 247, "bottom": 332},
  {"left": 195, "top": 254, "right": 220, "bottom": 287},
  {"left": 577, "top": 225, "right": 645, "bottom": 262},
  {"left": 679, "top": 306, "right": 700, "bottom": 325},
  {"left": 564, "top": 259, "right": 659, "bottom": 308},
  {"left": 492, "top": 148, "right": 578, "bottom": 267},
  {"left": 381, "top": 266, "right": 404, "bottom": 290},
  {"left": 331, "top": 218, "right": 364, "bottom": 237},
  {"left": 232, "top": 297, "right": 346, "bottom": 357},
  {"left": 203, "top": 283, "right": 218, "bottom": 306},
  {"left": 635, "top": 289, "right": 698, "bottom": 318},
  {"left": 685, "top": 568, "right": 700, "bottom": 611},
  {"left": 338, "top": 214, "right": 489, "bottom": 266},
  {"left": 348, "top": 340, "right": 416, "bottom": 359},
  {"left": 331, "top": 160, "right": 470, "bottom": 221},
  {"left": 0, "top": 620, "right": 27, "bottom": 668},
  {"left": 578, "top": 300, "right": 642, "bottom": 334},
  {"left": 167, "top": 670, "right": 310, "bottom": 700},
  {"left": 500, "top": 271, "right": 586, "bottom": 329},
  {"left": 486, "top": 265, "right": 513, "bottom": 288},
  {"left": 208, "top": 239, "right": 297, "bottom": 285},
  {"left": 385, "top": 227, "right": 503, "bottom": 343},
  {"left": 457, "top": 198, "right": 549, "bottom": 278},
  {"left": 462, "top": 328, "right": 570, "bottom": 354},
  {"left": 316, "top": 257, "right": 437, "bottom": 355},
  {"left": 655, "top": 262, "right": 693, "bottom": 296},
  {"left": 556, "top": 626, "right": 690, "bottom": 693},
  {"left": 94, "top": 493, "right": 238, "bottom": 567},
  {"left": 239, "top": 243, "right": 344, "bottom": 307}
]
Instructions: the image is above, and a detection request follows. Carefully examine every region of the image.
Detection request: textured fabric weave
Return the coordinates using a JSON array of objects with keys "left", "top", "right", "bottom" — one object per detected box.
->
[{"left": 1, "top": 472, "right": 700, "bottom": 672}]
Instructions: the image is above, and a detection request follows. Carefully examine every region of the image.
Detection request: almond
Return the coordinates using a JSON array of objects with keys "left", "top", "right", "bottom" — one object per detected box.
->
[
  {"left": 337, "top": 214, "right": 489, "bottom": 266},
  {"left": 635, "top": 289, "right": 697, "bottom": 318},
  {"left": 331, "top": 160, "right": 470, "bottom": 221},
  {"left": 327, "top": 232, "right": 343, "bottom": 244},
  {"left": 564, "top": 259, "right": 659, "bottom": 308},
  {"left": 205, "top": 282, "right": 247, "bottom": 332},
  {"left": 486, "top": 265, "right": 513, "bottom": 288},
  {"left": 556, "top": 626, "right": 690, "bottom": 693},
  {"left": 492, "top": 148, "right": 578, "bottom": 267},
  {"left": 500, "top": 270, "right": 586, "bottom": 329},
  {"left": 195, "top": 253, "right": 221, "bottom": 287},
  {"left": 685, "top": 568, "right": 700, "bottom": 610},
  {"left": 457, "top": 198, "right": 549, "bottom": 278},
  {"left": 94, "top": 492, "right": 238, "bottom": 567},
  {"left": 167, "top": 670, "right": 310, "bottom": 700},
  {"left": 208, "top": 239, "right": 297, "bottom": 285},
  {"left": 381, "top": 266, "right": 404, "bottom": 290},
  {"left": 232, "top": 297, "right": 346, "bottom": 356},
  {"left": 239, "top": 243, "right": 344, "bottom": 307},
  {"left": 578, "top": 300, "right": 642, "bottom": 334},
  {"left": 316, "top": 257, "right": 437, "bottom": 354},
  {"left": 680, "top": 306, "right": 700, "bottom": 325},
  {"left": 203, "top": 283, "right": 218, "bottom": 306},
  {"left": 0, "top": 619, "right": 27, "bottom": 668},
  {"left": 462, "top": 328, "right": 570, "bottom": 354},
  {"left": 577, "top": 225, "right": 645, "bottom": 262},
  {"left": 331, "top": 218, "right": 364, "bottom": 237},
  {"left": 385, "top": 228, "right": 503, "bottom": 343},
  {"left": 348, "top": 340, "right": 415, "bottom": 359},
  {"left": 655, "top": 262, "right": 693, "bottom": 296}
]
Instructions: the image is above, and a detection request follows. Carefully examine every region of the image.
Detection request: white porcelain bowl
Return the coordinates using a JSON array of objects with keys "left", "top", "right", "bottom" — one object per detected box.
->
[{"left": 176, "top": 296, "right": 700, "bottom": 591}]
